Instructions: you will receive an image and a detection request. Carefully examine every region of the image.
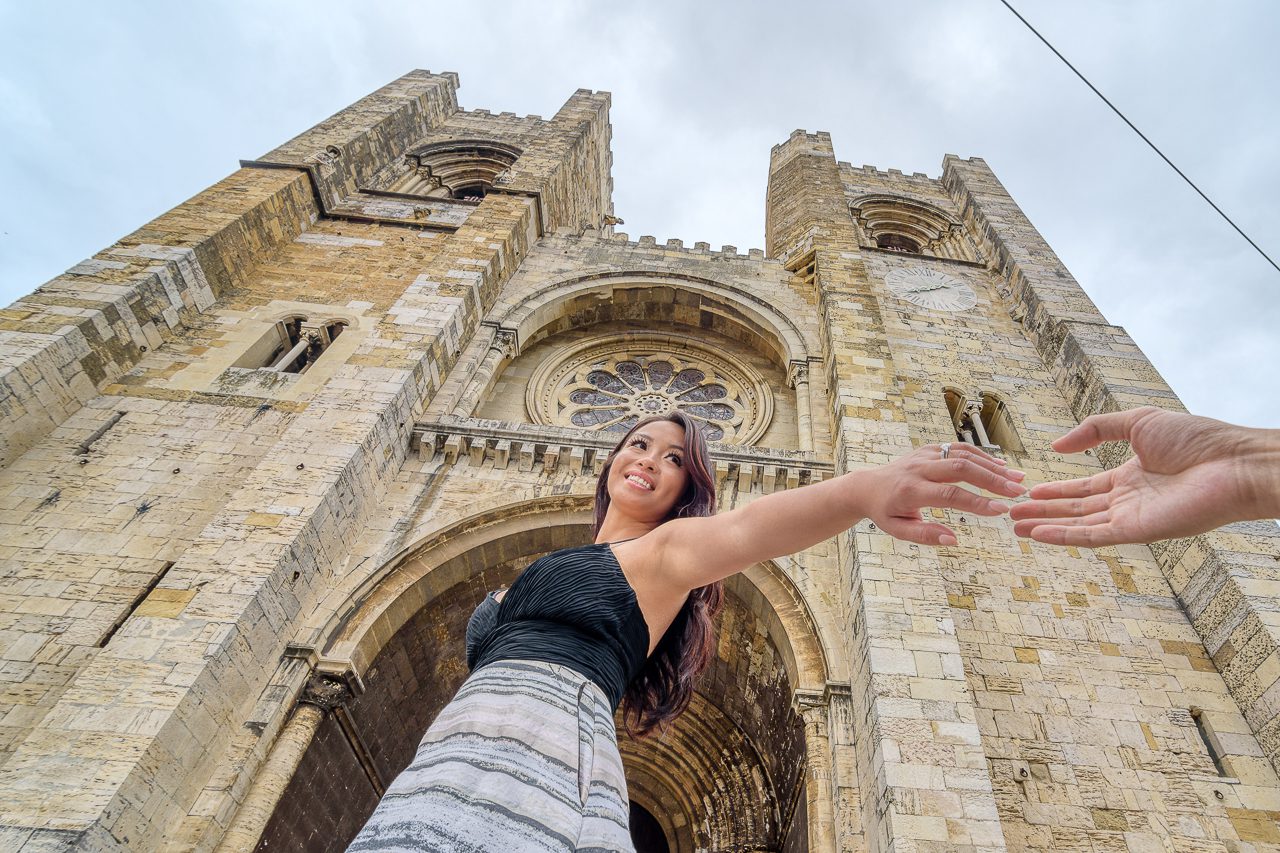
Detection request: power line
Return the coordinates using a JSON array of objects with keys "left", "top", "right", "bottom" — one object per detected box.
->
[{"left": 998, "top": 0, "right": 1279, "bottom": 275}]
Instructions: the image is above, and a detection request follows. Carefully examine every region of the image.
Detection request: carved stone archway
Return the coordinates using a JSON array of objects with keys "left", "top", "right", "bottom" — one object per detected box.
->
[{"left": 253, "top": 499, "right": 833, "bottom": 851}]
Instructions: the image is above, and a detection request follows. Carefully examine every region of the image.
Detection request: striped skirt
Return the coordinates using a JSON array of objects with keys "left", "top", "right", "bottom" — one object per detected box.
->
[{"left": 348, "top": 660, "right": 634, "bottom": 852}]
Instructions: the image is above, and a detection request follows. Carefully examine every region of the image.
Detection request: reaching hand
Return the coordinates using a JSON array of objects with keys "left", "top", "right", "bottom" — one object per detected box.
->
[
  {"left": 862, "top": 442, "right": 1027, "bottom": 546},
  {"left": 1011, "top": 407, "right": 1280, "bottom": 547}
]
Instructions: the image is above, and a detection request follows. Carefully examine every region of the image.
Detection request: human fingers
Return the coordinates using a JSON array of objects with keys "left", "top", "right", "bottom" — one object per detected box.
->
[
  {"left": 878, "top": 515, "right": 959, "bottom": 547},
  {"left": 952, "top": 438, "right": 1008, "bottom": 466},
  {"left": 1052, "top": 408, "right": 1159, "bottom": 454},
  {"left": 939, "top": 443, "right": 1026, "bottom": 480},
  {"left": 919, "top": 482, "right": 1012, "bottom": 516},
  {"left": 1025, "top": 469, "right": 1113, "bottom": 501},
  {"left": 1012, "top": 509, "right": 1110, "bottom": 540},
  {"left": 1025, "top": 518, "right": 1122, "bottom": 548},
  {"left": 925, "top": 457, "right": 1027, "bottom": 497},
  {"left": 1009, "top": 493, "right": 1110, "bottom": 522},
  {"left": 931, "top": 440, "right": 1008, "bottom": 468}
]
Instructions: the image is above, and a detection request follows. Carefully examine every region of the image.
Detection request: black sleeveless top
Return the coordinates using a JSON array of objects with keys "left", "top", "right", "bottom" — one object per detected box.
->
[{"left": 465, "top": 542, "right": 674, "bottom": 711}]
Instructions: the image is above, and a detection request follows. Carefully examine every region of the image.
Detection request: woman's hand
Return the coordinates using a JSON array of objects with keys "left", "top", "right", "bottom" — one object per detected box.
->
[
  {"left": 1010, "top": 407, "right": 1280, "bottom": 546},
  {"left": 859, "top": 442, "right": 1027, "bottom": 546}
]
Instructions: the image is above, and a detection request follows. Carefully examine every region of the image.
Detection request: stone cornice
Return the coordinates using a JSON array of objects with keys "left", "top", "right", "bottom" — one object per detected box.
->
[{"left": 412, "top": 415, "right": 834, "bottom": 493}]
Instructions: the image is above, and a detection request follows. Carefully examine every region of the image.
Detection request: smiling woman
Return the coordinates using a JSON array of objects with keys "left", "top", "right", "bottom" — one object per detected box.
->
[{"left": 348, "top": 411, "right": 1024, "bottom": 851}]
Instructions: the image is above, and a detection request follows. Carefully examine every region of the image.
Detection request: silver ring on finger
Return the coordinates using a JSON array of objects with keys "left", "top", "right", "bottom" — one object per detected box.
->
[{"left": 940, "top": 442, "right": 951, "bottom": 460}]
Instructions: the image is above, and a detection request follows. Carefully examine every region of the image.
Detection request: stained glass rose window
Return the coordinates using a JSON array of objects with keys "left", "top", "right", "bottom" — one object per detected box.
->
[{"left": 527, "top": 335, "right": 772, "bottom": 445}]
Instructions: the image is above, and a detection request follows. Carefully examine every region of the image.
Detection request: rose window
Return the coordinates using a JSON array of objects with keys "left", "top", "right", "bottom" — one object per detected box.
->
[{"left": 527, "top": 335, "right": 772, "bottom": 445}]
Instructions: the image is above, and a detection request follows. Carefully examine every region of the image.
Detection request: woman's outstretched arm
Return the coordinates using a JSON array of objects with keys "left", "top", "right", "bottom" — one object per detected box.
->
[{"left": 652, "top": 442, "right": 1026, "bottom": 589}]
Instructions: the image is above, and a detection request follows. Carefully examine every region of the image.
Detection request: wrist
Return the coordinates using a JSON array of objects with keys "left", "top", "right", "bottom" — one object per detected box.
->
[
  {"left": 1239, "top": 428, "right": 1280, "bottom": 520},
  {"left": 840, "top": 466, "right": 885, "bottom": 522},
  {"left": 1249, "top": 429, "right": 1280, "bottom": 519}
]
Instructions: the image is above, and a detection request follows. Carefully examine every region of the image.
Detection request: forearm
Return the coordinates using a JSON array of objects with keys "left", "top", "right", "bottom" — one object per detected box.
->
[{"left": 726, "top": 468, "right": 878, "bottom": 564}]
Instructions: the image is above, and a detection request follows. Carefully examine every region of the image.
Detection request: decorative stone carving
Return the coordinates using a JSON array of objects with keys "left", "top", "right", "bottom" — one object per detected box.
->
[
  {"left": 491, "top": 327, "right": 519, "bottom": 359},
  {"left": 298, "top": 674, "right": 353, "bottom": 712},
  {"left": 787, "top": 360, "right": 810, "bottom": 389}
]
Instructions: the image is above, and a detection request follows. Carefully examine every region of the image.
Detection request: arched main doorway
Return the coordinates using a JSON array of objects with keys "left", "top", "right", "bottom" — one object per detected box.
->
[{"left": 255, "top": 505, "right": 828, "bottom": 851}]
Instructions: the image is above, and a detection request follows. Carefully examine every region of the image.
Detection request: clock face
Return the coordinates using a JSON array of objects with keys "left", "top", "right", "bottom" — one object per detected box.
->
[{"left": 885, "top": 268, "right": 977, "bottom": 312}]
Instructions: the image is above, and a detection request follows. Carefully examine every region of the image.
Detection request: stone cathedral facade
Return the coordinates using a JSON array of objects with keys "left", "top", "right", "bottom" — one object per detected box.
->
[{"left": 3, "top": 69, "right": 1280, "bottom": 853}]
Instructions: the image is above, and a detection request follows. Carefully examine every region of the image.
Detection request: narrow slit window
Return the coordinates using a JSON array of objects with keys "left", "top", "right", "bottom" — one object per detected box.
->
[
  {"left": 785, "top": 250, "right": 817, "bottom": 289},
  {"left": 98, "top": 561, "right": 176, "bottom": 647},
  {"left": 1190, "top": 709, "right": 1229, "bottom": 777}
]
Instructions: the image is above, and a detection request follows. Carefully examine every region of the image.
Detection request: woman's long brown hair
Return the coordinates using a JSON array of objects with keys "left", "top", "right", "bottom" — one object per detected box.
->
[{"left": 593, "top": 411, "right": 723, "bottom": 737}]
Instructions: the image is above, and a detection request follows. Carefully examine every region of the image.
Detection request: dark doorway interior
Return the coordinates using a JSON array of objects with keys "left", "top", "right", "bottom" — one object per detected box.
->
[{"left": 630, "top": 801, "right": 670, "bottom": 853}]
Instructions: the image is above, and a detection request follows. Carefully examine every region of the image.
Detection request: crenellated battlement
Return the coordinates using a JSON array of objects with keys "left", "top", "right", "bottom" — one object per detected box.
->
[
  {"left": 585, "top": 228, "right": 770, "bottom": 262},
  {"left": 769, "top": 129, "right": 835, "bottom": 162},
  {"left": 838, "top": 161, "right": 936, "bottom": 182},
  {"left": 460, "top": 107, "right": 546, "bottom": 123}
]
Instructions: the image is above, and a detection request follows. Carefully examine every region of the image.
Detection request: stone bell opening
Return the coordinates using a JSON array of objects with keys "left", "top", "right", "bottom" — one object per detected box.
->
[{"left": 253, "top": 520, "right": 815, "bottom": 852}]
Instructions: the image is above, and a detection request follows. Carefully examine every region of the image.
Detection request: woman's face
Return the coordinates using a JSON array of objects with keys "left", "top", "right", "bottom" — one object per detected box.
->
[{"left": 606, "top": 420, "right": 690, "bottom": 524}]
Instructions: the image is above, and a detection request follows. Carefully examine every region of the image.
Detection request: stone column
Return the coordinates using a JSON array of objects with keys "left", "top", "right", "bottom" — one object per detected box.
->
[
  {"left": 451, "top": 326, "right": 519, "bottom": 416},
  {"left": 788, "top": 360, "right": 814, "bottom": 452},
  {"left": 964, "top": 400, "right": 992, "bottom": 448},
  {"left": 215, "top": 676, "right": 350, "bottom": 852},
  {"left": 795, "top": 688, "right": 837, "bottom": 852}
]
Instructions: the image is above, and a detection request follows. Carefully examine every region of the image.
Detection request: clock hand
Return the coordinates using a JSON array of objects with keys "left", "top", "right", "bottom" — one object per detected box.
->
[{"left": 905, "top": 284, "right": 949, "bottom": 294}]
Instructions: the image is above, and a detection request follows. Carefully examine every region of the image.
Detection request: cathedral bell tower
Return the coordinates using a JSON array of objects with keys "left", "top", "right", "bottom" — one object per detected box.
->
[{"left": 764, "top": 129, "right": 1280, "bottom": 851}]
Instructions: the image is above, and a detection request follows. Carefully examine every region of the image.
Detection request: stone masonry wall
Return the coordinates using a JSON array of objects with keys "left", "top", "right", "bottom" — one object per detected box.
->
[
  {"left": 849, "top": 163, "right": 1280, "bottom": 849},
  {"left": 768, "top": 131, "right": 1280, "bottom": 851}
]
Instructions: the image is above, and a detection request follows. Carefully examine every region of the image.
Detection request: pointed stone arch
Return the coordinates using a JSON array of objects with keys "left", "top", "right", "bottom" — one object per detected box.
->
[{"left": 256, "top": 495, "right": 836, "bottom": 851}]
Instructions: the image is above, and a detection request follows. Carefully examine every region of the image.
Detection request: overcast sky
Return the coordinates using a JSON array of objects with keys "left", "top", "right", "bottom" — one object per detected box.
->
[{"left": 2, "top": 1, "right": 1276, "bottom": 427}]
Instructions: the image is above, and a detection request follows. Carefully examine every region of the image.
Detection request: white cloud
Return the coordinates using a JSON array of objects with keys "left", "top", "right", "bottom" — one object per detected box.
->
[{"left": 0, "top": 0, "right": 1275, "bottom": 427}]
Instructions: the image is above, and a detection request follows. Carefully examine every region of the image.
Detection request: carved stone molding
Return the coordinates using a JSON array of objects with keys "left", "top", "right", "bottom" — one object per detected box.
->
[
  {"left": 491, "top": 326, "right": 519, "bottom": 359},
  {"left": 411, "top": 415, "right": 833, "bottom": 495}
]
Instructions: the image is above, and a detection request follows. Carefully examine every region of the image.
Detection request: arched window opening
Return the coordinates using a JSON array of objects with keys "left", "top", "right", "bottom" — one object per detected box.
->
[
  {"left": 324, "top": 320, "right": 348, "bottom": 345},
  {"left": 944, "top": 388, "right": 977, "bottom": 445},
  {"left": 387, "top": 139, "right": 521, "bottom": 200},
  {"left": 234, "top": 316, "right": 348, "bottom": 376},
  {"left": 876, "top": 233, "right": 921, "bottom": 254},
  {"left": 979, "top": 392, "right": 1025, "bottom": 454},
  {"left": 944, "top": 388, "right": 1022, "bottom": 452},
  {"left": 850, "top": 194, "right": 979, "bottom": 262},
  {"left": 451, "top": 183, "right": 487, "bottom": 201},
  {"left": 233, "top": 315, "right": 305, "bottom": 372}
]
